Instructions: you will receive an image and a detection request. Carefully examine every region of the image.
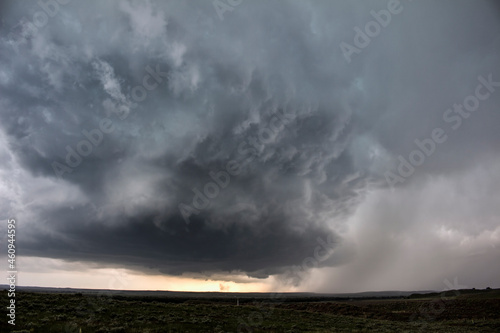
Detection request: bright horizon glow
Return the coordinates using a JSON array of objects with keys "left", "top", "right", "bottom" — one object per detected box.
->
[{"left": 13, "top": 257, "right": 273, "bottom": 293}]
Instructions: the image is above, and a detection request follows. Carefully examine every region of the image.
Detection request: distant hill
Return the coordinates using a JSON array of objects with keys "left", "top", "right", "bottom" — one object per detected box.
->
[{"left": 0, "top": 284, "right": 438, "bottom": 299}]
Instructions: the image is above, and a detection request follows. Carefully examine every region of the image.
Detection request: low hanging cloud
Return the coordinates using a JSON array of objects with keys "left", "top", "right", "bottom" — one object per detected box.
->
[{"left": 0, "top": 0, "right": 499, "bottom": 290}]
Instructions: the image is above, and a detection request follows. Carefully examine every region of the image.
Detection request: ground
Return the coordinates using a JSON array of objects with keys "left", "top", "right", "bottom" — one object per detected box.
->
[{"left": 1, "top": 288, "right": 499, "bottom": 332}]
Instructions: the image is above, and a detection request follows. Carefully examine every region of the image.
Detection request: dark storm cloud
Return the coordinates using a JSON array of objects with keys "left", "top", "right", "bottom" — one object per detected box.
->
[
  {"left": 22, "top": 204, "right": 339, "bottom": 279},
  {"left": 0, "top": 0, "right": 364, "bottom": 279},
  {"left": 1, "top": 0, "right": 499, "bottom": 288}
]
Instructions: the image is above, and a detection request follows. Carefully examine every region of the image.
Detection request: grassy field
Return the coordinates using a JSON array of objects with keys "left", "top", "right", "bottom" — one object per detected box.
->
[{"left": 1, "top": 288, "right": 499, "bottom": 332}]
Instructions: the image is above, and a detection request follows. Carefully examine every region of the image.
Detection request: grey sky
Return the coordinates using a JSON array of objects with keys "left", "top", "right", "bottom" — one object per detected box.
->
[{"left": 0, "top": 0, "right": 499, "bottom": 292}]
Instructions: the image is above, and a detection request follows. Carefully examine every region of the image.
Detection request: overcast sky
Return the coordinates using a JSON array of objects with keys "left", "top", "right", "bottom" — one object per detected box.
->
[{"left": 1, "top": 0, "right": 499, "bottom": 293}]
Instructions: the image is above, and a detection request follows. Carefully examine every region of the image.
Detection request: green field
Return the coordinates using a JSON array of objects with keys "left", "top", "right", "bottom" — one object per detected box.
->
[{"left": 2, "top": 288, "right": 500, "bottom": 332}]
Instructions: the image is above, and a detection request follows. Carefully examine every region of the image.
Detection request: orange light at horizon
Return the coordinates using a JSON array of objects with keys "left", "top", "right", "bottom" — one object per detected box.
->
[{"left": 17, "top": 257, "right": 273, "bottom": 292}]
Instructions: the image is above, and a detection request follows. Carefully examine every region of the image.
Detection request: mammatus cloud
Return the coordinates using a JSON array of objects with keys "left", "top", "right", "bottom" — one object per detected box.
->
[{"left": 0, "top": 0, "right": 499, "bottom": 291}]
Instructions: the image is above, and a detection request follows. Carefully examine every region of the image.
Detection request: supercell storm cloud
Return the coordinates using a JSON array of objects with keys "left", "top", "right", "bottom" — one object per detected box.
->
[{"left": 0, "top": 0, "right": 499, "bottom": 291}]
